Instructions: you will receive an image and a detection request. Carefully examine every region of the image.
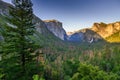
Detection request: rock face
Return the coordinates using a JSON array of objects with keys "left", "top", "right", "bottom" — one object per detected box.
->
[
  {"left": 0, "top": 0, "right": 55, "bottom": 38},
  {"left": 67, "top": 29, "right": 102, "bottom": 42},
  {"left": 67, "top": 32, "right": 74, "bottom": 36},
  {"left": 1, "top": 0, "right": 120, "bottom": 42},
  {"left": 67, "top": 32, "right": 84, "bottom": 42},
  {"left": 92, "top": 22, "right": 120, "bottom": 38},
  {"left": 0, "top": 0, "right": 11, "bottom": 15},
  {"left": 82, "top": 29, "right": 102, "bottom": 42},
  {"left": 44, "top": 20, "right": 67, "bottom": 40},
  {"left": 67, "top": 22, "right": 120, "bottom": 42},
  {"left": 0, "top": 0, "right": 67, "bottom": 40}
]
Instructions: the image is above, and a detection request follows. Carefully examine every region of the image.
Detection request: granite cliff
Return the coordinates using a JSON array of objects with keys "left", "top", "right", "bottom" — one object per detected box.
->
[
  {"left": 0, "top": 0, "right": 58, "bottom": 41},
  {"left": 0, "top": 0, "right": 11, "bottom": 15},
  {"left": 67, "top": 28, "right": 102, "bottom": 42},
  {"left": 0, "top": 0, "right": 120, "bottom": 43},
  {"left": 44, "top": 20, "right": 67, "bottom": 40},
  {"left": 0, "top": 0, "right": 67, "bottom": 41},
  {"left": 67, "top": 22, "right": 120, "bottom": 43},
  {"left": 92, "top": 22, "right": 120, "bottom": 38}
]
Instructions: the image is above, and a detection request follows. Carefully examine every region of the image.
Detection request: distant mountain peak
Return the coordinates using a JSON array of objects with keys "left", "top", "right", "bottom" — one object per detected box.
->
[
  {"left": 0, "top": 0, "right": 60, "bottom": 42},
  {"left": 66, "top": 32, "right": 74, "bottom": 35},
  {"left": 43, "top": 19, "right": 67, "bottom": 40},
  {"left": 67, "top": 21, "right": 120, "bottom": 43},
  {"left": 44, "top": 19, "right": 61, "bottom": 23},
  {"left": 92, "top": 21, "right": 120, "bottom": 38}
]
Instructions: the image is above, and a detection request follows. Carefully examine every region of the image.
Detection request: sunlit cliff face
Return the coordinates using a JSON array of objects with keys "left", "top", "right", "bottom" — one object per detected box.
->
[
  {"left": 44, "top": 20, "right": 67, "bottom": 40},
  {"left": 91, "top": 22, "right": 120, "bottom": 38},
  {"left": 66, "top": 22, "right": 120, "bottom": 43}
]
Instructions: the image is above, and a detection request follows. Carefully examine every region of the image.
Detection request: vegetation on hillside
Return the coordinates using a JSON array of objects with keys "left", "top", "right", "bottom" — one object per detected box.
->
[
  {"left": 105, "top": 31, "right": 120, "bottom": 43},
  {"left": 0, "top": 0, "right": 44, "bottom": 79}
]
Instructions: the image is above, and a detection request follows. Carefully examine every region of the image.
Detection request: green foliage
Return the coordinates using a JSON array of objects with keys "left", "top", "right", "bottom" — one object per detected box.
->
[
  {"left": 0, "top": 68, "right": 4, "bottom": 79},
  {"left": 33, "top": 75, "right": 45, "bottom": 80},
  {"left": 63, "top": 60, "right": 79, "bottom": 77},
  {"left": 71, "top": 63, "right": 119, "bottom": 80},
  {"left": 0, "top": 0, "right": 43, "bottom": 80}
]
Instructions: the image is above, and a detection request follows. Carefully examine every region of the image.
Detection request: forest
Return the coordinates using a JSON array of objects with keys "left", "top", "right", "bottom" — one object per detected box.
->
[{"left": 0, "top": 0, "right": 120, "bottom": 80}]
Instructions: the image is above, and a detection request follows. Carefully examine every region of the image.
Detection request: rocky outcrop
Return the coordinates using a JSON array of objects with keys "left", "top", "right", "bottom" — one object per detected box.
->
[
  {"left": 92, "top": 22, "right": 120, "bottom": 38},
  {"left": 67, "top": 29, "right": 102, "bottom": 42},
  {"left": 67, "top": 32, "right": 74, "bottom": 36},
  {"left": 82, "top": 29, "right": 102, "bottom": 42},
  {"left": 67, "top": 32, "right": 84, "bottom": 42},
  {"left": 1, "top": 0, "right": 120, "bottom": 42},
  {"left": 0, "top": 0, "right": 11, "bottom": 15},
  {"left": 0, "top": 0, "right": 55, "bottom": 37},
  {"left": 67, "top": 22, "right": 120, "bottom": 43},
  {"left": 0, "top": 0, "right": 67, "bottom": 40},
  {"left": 44, "top": 20, "right": 67, "bottom": 40},
  {"left": 33, "top": 15, "right": 52, "bottom": 35}
]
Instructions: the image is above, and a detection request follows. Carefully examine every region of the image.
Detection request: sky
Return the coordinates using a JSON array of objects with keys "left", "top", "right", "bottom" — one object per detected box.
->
[{"left": 3, "top": 0, "right": 120, "bottom": 32}]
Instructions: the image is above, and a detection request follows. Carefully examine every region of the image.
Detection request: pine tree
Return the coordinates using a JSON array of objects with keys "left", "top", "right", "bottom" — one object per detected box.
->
[{"left": 0, "top": 0, "right": 42, "bottom": 79}]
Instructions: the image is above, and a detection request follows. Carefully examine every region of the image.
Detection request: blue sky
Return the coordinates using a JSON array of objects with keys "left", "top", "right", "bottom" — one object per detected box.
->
[{"left": 3, "top": 0, "right": 120, "bottom": 32}]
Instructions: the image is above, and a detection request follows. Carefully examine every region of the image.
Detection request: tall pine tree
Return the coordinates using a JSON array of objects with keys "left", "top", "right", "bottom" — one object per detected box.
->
[{"left": 0, "top": 0, "right": 42, "bottom": 79}]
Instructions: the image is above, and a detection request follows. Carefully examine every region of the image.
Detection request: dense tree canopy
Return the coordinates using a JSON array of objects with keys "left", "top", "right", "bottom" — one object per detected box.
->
[{"left": 0, "top": 0, "right": 43, "bottom": 80}]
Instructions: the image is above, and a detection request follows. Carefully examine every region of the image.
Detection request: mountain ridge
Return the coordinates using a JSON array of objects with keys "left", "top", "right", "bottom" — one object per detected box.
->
[
  {"left": 43, "top": 19, "right": 67, "bottom": 40},
  {"left": 67, "top": 22, "right": 120, "bottom": 42},
  {"left": 0, "top": 0, "right": 60, "bottom": 40},
  {"left": 0, "top": 0, "right": 120, "bottom": 43},
  {"left": 91, "top": 22, "right": 120, "bottom": 38}
]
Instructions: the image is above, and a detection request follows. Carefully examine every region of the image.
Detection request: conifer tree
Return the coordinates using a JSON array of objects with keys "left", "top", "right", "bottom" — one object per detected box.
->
[{"left": 0, "top": 0, "right": 41, "bottom": 79}]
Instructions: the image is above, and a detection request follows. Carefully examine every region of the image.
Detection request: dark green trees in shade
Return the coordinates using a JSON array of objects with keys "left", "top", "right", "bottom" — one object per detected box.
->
[
  {"left": 63, "top": 60, "right": 119, "bottom": 80},
  {"left": 71, "top": 63, "right": 119, "bottom": 80},
  {"left": 0, "top": 0, "right": 41, "bottom": 79}
]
